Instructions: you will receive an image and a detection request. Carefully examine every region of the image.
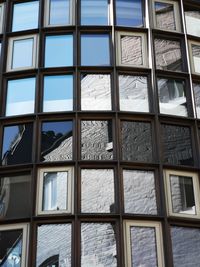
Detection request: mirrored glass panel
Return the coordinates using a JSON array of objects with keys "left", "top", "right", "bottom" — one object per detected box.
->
[
  {"left": 12, "top": 1, "right": 39, "bottom": 31},
  {"left": 81, "top": 169, "right": 115, "bottom": 213},
  {"left": 45, "top": 35, "right": 73, "bottom": 67},
  {"left": 6, "top": 77, "right": 36, "bottom": 116},
  {"left": 43, "top": 75, "right": 73, "bottom": 112},
  {"left": 36, "top": 224, "right": 71, "bottom": 267},
  {"left": 81, "top": 74, "right": 111, "bottom": 110},
  {"left": 119, "top": 75, "right": 149, "bottom": 112},
  {"left": 191, "top": 44, "right": 200, "bottom": 74},
  {"left": 81, "top": 34, "right": 110, "bottom": 66},
  {"left": 185, "top": 11, "right": 200, "bottom": 37},
  {"left": 115, "top": 0, "right": 143, "bottom": 27},
  {"left": 81, "top": 223, "right": 117, "bottom": 267},
  {"left": 41, "top": 121, "right": 73, "bottom": 162},
  {"left": 123, "top": 170, "right": 157, "bottom": 214},
  {"left": 157, "top": 78, "right": 188, "bottom": 116},
  {"left": 81, "top": 120, "right": 113, "bottom": 160},
  {"left": 193, "top": 83, "right": 200, "bottom": 118},
  {"left": 154, "top": 38, "right": 183, "bottom": 71},
  {"left": 121, "top": 121, "right": 153, "bottom": 162},
  {"left": 2, "top": 124, "right": 33, "bottom": 166},
  {"left": 48, "top": 0, "right": 71, "bottom": 26},
  {"left": 81, "top": 0, "right": 109, "bottom": 25},
  {"left": 161, "top": 124, "right": 194, "bottom": 166}
]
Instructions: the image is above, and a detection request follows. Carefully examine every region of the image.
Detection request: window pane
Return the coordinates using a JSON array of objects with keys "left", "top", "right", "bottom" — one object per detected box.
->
[
  {"left": 81, "top": 120, "right": 113, "bottom": 160},
  {"left": 116, "top": 0, "right": 143, "bottom": 27},
  {"left": 49, "top": 0, "right": 70, "bottom": 25},
  {"left": 121, "top": 121, "right": 153, "bottom": 162},
  {"left": 191, "top": 44, "right": 200, "bottom": 74},
  {"left": 154, "top": 1, "right": 176, "bottom": 31},
  {"left": 185, "top": 11, "right": 200, "bottom": 37},
  {"left": 170, "top": 175, "right": 195, "bottom": 215},
  {"left": 2, "top": 124, "right": 33, "bottom": 166},
  {"left": 119, "top": 75, "right": 149, "bottom": 112},
  {"left": 154, "top": 38, "right": 183, "bottom": 71},
  {"left": 36, "top": 224, "right": 71, "bottom": 267},
  {"left": 43, "top": 75, "right": 73, "bottom": 112},
  {"left": 81, "top": 223, "right": 117, "bottom": 267},
  {"left": 45, "top": 35, "right": 73, "bottom": 67},
  {"left": 157, "top": 78, "right": 188, "bottom": 116},
  {"left": 6, "top": 77, "right": 35, "bottom": 116},
  {"left": 81, "top": 0, "right": 109, "bottom": 25},
  {"left": 123, "top": 170, "right": 157, "bottom": 214},
  {"left": 12, "top": 1, "right": 39, "bottom": 31},
  {"left": 12, "top": 38, "right": 34, "bottom": 69},
  {"left": 193, "top": 83, "right": 200, "bottom": 118},
  {"left": 171, "top": 226, "right": 200, "bottom": 267},
  {"left": 81, "top": 169, "right": 115, "bottom": 213},
  {"left": 81, "top": 74, "right": 111, "bottom": 110},
  {"left": 81, "top": 34, "right": 110, "bottom": 66},
  {"left": 161, "top": 124, "right": 194, "bottom": 166},
  {"left": 41, "top": 121, "right": 73, "bottom": 162}
]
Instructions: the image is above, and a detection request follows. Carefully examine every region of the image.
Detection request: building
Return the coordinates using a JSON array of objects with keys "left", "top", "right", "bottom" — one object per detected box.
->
[{"left": 0, "top": 0, "right": 200, "bottom": 266}]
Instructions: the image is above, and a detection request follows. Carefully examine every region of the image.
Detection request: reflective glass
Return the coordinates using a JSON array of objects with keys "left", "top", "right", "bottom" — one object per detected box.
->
[
  {"left": 12, "top": 1, "right": 39, "bottom": 31},
  {"left": 43, "top": 75, "right": 73, "bottom": 112},
  {"left": 6, "top": 77, "right": 36, "bottom": 116},
  {"left": 116, "top": 0, "right": 143, "bottom": 27},
  {"left": 12, "top": 38, "right": 34, "bottom": 69},
  {"left": 45, "top": 35, "right": 73, "bottom": 67},
  {"left": 49, "top": 0, "right": 70, "bottom": 25},
  {"left": 81, "top": 34, "right": 110, "bottom": 66},
  {"left": 0, "top": 174, "right": 31, "bottom": 219},
  {"left": 193, "top": 83, "right": 200, "bottom": 118},
  {"left": 185, "top": 11, "right": 200, "bottom": 37},
  {"left": 41, "top": 121, "right": 73, "bottom": 162},
  {"left": 81, "top": 0, "right": 109, "bottom": 25},
  {"left": 119, "top": 75, "right": 149, "bottom": 112},
  {"left": 157, "top": 78, "right": 187, "bottom": 116},
  {"left": 36, "top": 224, "right": 71, "bottom": 267},
  {"left": 2, "top": 124, "right": 33, "bottom": 166},
  {"left": 191, "top": 44, "right": 200, "bottom": 74},
  {"left": 81, "top": 74, "right": 111, "bottom": 110}
]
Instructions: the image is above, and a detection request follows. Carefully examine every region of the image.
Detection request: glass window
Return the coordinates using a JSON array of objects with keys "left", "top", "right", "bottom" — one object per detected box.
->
[
  {"left": 157, "top": 78, "right": 188, "bottom": 116},
  {"left": 36, "top": 167, "right": 73, "bottom": 215},
  {"left": 81, "top": 169, "right": 115, "bottom": 213},
  {"left": 161, "top": 124, "right": 194, "bottom": 166},
  {"left": 124, "top": 221, "right": 165, "bottom": 267},
  {"left": 6, "top": 77, "right": 36, "bottom": 116},
  {"left": 45, "top": 35, "right": 73, "bottom": 67},
  {"left": 188, "top": 41, "right": 200, "bottom": 75},
  {"left": 0, "top": 174, "right": 31, "bottom": 219},
  {"left": 81, "top": 223, "right": 117, "bottom": 266},
  {"left": 164, "top": 170, "right": 200, "bottom": 218},
  {"left": 44, "top": 0, "right": 72, "bottom": 26},
  {"left": 81, "top": 120, "right": 113, "bottom": 160},
  {"left": 43, "top": 75, "right": 73, "bottom": 112},
  {"left": 123, "top": 170, "right": 157, "bottom": 215},
  {"left": 185, "top": 10, "right": 200, "bottom": 37},
  {"left": 193, "top": 82, "right": 200, "bottom": 118},
  {"left": 81, "top": 34, "right": 110, "bottom": 66},
  {"left": 154, "top": 38, "right": 184, "bottom": 72},
  {"left": 153, "top": 0, "right": 181, "bottom": 31},
  {"left": 171, "top": 226, "right": 200, "bottom": 267},
  {"left": 0, "top": 224, "right": 29, "bottom": 267},
  {"left": 81, "top": 74, "right": 111, "bottom": 110},
  {"left": 115, "top": 0, "right": 143, "bottom": 27},
  {"left": 1, "top": 123, "right": 33, "bottom": 166},
  {"left": 121, "top": 121, "right": 153, "bottom": 162},
  {"left": 36, "top": 224, "right": 71, "bottom": 267},
  {"left": 12, "top": 1, "right": 39, "bottom": 32},
  {"left": 41, "top": 121, "right": 73, "bottom": 162},
  {"left": 119, "top": 75, "right": 149, "bottom": 112},
  {"left": 7, "top": 35, "right": 38, "bottom": 72},
  {"left": 116, "top": 32, "right": 148, "bottom": 67},
  {"left": 0, "top": 3, "right": 4, "bottom": 33},
  {"left": 81, "top": 0, "right": 109, "bottom": 25}
]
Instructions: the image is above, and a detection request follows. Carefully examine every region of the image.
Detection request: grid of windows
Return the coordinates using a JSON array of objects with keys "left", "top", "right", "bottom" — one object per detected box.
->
[{"left": 0, "top": 0, "right": 200, "bottom": 267}]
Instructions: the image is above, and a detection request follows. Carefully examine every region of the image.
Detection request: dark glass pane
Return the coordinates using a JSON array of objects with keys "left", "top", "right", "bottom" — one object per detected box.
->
[
  {"left": 161, "top": 124, "right": 194, "bottom": 166},
  {"left": 193, "top": 83, "right": 200, "bottom": 118},
  {"left": 81, "top": 223, "right": 117, "bottom": 266},
  {"left": 185, "top": 11, "right": 200, "bottom": 37},
  {"left": 121, "top": 121, "right": 153, "bottom": 162},
  {"left": 2, "top": 124, "right": 33, "bottom": 166},
  {"left": 155, "top": 2, "right": 176, "bottom": 31},
  {"left": 191, "top": 44, "right": 200, "bottom": 74},
  {"left": 0, "top": 174, "right": 31, "bottom": 219},
  {"left": 41, "top": 121, "right": 73, "bottom": 162},
  {"left": 81, "top": 120, "right": 113, "bottom": 160},
  {"left": 116, "top": 0, "right": 143, "bottom": 27},
  {"left": 49, "top": 0, "right": 70, "bottom": 25}
]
